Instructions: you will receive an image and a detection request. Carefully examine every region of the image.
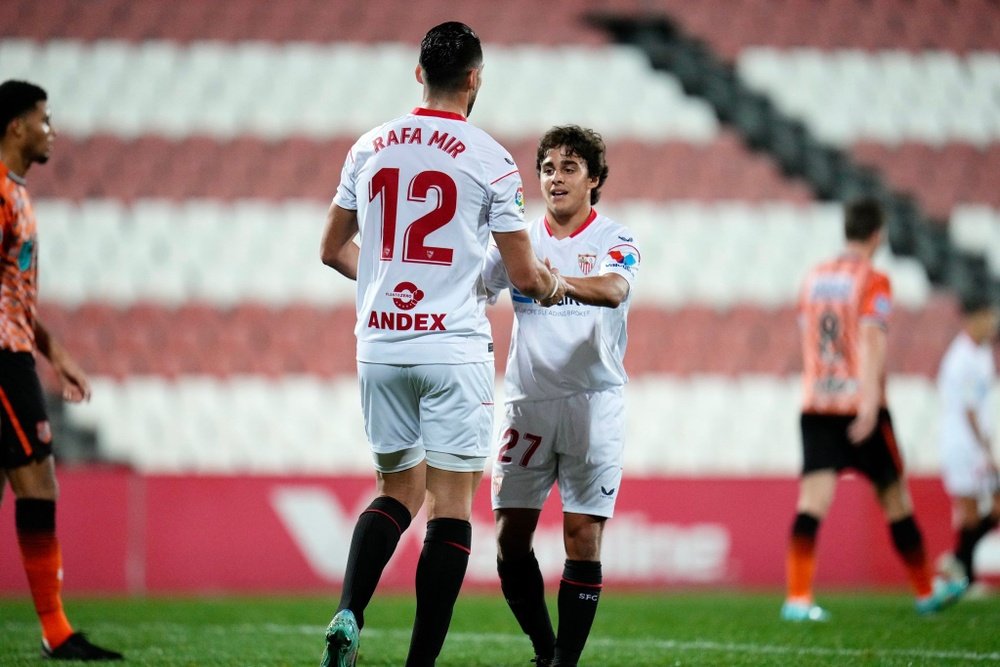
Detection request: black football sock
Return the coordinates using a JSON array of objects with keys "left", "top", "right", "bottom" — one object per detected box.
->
[
  {"left": 405, "top": 518, "right": 472, "bottom": 667},
  {"left": 498, "top": 551, "right": 555, "bottom": 659},
  {"left": 337, "top": 495, "right": 412, "bottom": 629},
  {"left": 976, "top": 514, "right": 999, "bottom": 540},
  {"left": 554, "top": 560, "right": 602, "bottom": 667},
  {"left": 954, "top": 515, "right": 998, "bottom": 583},
  {"left": 955, "top": 526, "right": 979, "bottom": 582},
  {"left": 889, "top": 515, "right": 933, "bottom": 596}
]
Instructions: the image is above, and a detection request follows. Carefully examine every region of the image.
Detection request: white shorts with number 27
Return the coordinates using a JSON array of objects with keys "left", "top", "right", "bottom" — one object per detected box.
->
[{"left": 491, "top": 386, "right": 625, "bottom": 518}]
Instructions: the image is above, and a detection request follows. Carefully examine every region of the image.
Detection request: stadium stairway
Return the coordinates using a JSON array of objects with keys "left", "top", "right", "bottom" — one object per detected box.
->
[{"left": 587, "top": 11, "right": 1000, "bottom": 305}]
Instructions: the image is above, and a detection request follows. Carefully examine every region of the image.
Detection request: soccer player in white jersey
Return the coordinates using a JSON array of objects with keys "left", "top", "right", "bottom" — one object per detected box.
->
[
  {"left": 483, "top": 126, "right": 640, "bottom": 667},
  {"left": 318, "top": 22, "right": 563, "bottom": 667},
  {"left": 937, "top": 295, "right": 999, "bottom": 590}
]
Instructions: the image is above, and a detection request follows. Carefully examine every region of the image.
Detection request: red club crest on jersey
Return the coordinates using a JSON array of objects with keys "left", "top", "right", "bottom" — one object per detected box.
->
[
  {"left": 386, "top": 282, "right": 425, "bottom": 310},
  {"left": 578, "top": 253, "right": 597, "bottom": 275}
]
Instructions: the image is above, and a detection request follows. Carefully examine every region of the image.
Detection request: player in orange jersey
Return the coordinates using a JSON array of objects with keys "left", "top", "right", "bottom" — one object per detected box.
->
[
  {"left": 1, "top": 80, "right": 122, "bottom": 660},
  {"left": 780, "top": 198, "right": 967, "bottom": 621}
]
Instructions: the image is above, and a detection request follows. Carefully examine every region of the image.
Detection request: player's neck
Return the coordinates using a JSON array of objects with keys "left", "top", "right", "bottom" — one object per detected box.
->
[
  {"left": 0, "top": 146, "right": 31, "bottom": 179},
  {"left": 843, "top": 240, "right": 875, "bottom": 260},
  {"left": 963, "top": 324, "right": 987, "bottom": 346},
  {"left": 546, "top": 206, "right": 593, "bottom": 239},
  {"left": 419, "top": 93, "right": 469, "bottom": 119}
]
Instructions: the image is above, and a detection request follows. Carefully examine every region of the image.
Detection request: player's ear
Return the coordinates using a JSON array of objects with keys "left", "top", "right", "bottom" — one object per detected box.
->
[
  {"left": 466, "top": 65, "right": 480, "bottom": 92},
  {"left": 415, "top": 64, "right": 424, "bottom": 84},
  {"left": 4, "top": 116, "right": 23, "bottom": 139}
]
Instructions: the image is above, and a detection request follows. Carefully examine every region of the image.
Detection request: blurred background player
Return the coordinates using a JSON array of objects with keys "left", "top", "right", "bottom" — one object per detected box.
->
[
  {"left": 936, "top": 295, "right": 999, "bottom": 594},
  {"left": 484, "top": 126, "right": 639, "bottom": 667},
  {"left": 318, "top": 22, "right": 562, "bottom": 667},
  {"left": 0, "top": 79, "right": 122, "bottom": 660},
  {"left": 781, "top": 198, "right": 967, "bottom": 621}
]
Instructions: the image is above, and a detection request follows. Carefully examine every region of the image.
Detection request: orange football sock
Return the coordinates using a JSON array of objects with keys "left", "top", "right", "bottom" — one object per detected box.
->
[
  {"left": 786, "top": 535, "right": 817, "bottom": 602},
  {"left": 16, "top": 499, "right": 73, "bottom": 649},
  {"left": 786, "top": 513, "right": 820, "bottom": 602},
  {"left": 890, "top": 516, "right": 933, "bottom": 598},
  {"left": 904, "top": 561, "right": 934, "bottom": 599}
]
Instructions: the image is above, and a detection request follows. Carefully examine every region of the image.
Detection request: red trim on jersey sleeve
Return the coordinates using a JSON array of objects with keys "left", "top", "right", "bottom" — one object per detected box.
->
[
  {"left": 411, "top": 107, "right": 467, "bottom": 122},
  {"left": 490, "top": 169, "right": 518, "bottom": 185}
]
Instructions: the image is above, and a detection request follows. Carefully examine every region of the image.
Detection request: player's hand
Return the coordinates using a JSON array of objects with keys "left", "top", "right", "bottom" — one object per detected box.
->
[
  {"left": 54, "top": 356, "right": 92, "bottom": 403},
  {"left": 847, "top": 406, "right": 877, "bottom": 445},
  {"left": 537, "top": 263, "right": 567, "bottom": 308}
]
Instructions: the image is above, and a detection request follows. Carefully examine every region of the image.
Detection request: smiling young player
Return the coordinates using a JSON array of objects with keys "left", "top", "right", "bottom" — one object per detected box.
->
[{"left": 483, "top": 125, "right": 640, "bottom": 667}]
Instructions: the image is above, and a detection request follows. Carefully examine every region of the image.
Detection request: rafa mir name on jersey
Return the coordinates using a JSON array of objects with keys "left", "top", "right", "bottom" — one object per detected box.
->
[{"left": 371, "top": 127, "right": 466, "bottom": 159}]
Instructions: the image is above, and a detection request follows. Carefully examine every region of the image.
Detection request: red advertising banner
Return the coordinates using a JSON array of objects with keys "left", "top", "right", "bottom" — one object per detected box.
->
[{"left": 0, "top": 469, "right": 991, "bottom": 595}]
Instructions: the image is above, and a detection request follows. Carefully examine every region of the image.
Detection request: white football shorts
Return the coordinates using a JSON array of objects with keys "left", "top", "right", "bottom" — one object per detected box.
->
[
  {"left": 941, "top": 438, "right": 999, "bottom": 499},
  {"left": 357, "top": 361, "right": 494, "bottom": 473},
  {"left": 491, "top": 386, "right": 625, "bottom": 518}
]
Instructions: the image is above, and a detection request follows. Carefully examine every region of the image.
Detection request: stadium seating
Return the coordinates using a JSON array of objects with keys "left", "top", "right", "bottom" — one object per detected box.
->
[{"left": 4, "top": 0, "right": 997, "bottom": 475}]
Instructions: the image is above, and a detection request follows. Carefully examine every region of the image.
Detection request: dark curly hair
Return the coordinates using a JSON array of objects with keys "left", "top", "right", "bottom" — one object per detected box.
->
[{"left": 535, "top": 125, "right": 609, "bottom": 204}]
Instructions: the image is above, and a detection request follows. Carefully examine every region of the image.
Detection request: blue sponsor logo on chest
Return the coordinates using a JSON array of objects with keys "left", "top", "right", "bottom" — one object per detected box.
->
[{"left": 17, "top": 238, "right": 33, "bottom": 271}]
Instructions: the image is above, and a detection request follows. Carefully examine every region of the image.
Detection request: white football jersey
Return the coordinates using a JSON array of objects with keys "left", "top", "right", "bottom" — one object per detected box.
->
[
  {"left": 334, "top": 108, "right": 528, "bottom": 364},
  {"left": 484, "top": 209, "right": 640, "bottom": 401},
  {"left": 938, "top": 331, "right": 996, "bottom": 454}
]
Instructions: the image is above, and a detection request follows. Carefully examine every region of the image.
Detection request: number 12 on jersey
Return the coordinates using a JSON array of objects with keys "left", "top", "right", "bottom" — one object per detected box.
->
[{"left": 370, "top": 167, "right": 457, "bottom": 266}]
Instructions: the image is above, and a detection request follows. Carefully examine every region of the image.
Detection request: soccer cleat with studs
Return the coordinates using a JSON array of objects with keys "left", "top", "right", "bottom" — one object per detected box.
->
[
  {"left": 41, "top": 633, "right": 123, "bottom": 661},
  {"left": 916, "top": 576, "right": 968, "bottom": 615},
  {"left": 780, "top": 600, "right": 831, "bottom": 622},
  {"left": 321, "top": 609, "right": 359, "bottom": 667}
]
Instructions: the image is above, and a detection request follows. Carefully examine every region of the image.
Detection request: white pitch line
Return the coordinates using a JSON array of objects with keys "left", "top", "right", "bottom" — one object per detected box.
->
[{"left": 259, "top": 624, "right": 1000, "bottom": 664}]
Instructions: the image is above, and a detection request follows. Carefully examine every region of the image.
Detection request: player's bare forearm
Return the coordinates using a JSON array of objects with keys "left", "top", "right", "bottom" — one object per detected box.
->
[
  {"left": 562, "top": 274, "right": 629, "bottom": 308},
  {"left": 965, "top": 408, "right": 992, "bottom": 453},
  {"left": 493, "top": 229, "right": 561, "bottom": 301},
  {"left": 33, "top": 319, "right": 91, "bottom": 402},
  {"left": 848, "top": 323, "right": 886, "bottom": 444},
  {"left": 32, "top": 319, "right": 54, "bottom": 360},
  {"left": 856, "top": 323, "right": 886, "bottom": 410},
  {"left": 320, "top": 204, "right": 360, "bottom": 280}
]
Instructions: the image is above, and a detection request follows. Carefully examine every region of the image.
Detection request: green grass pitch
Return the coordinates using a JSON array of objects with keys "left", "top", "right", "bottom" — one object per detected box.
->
[{"left": 2, "top": 591, "right": 999, "bottom": 665}]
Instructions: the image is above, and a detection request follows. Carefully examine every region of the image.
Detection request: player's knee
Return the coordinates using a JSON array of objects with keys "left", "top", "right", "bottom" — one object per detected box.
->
[
  {"left": 8, "top": 461, "right": 59, "bottom": 500},
  {"left": 496, "top": 530, "right": 532, "bottom": 561},
  {"left": 564, "top": 521, "right": 604, "bottom": 560}
]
